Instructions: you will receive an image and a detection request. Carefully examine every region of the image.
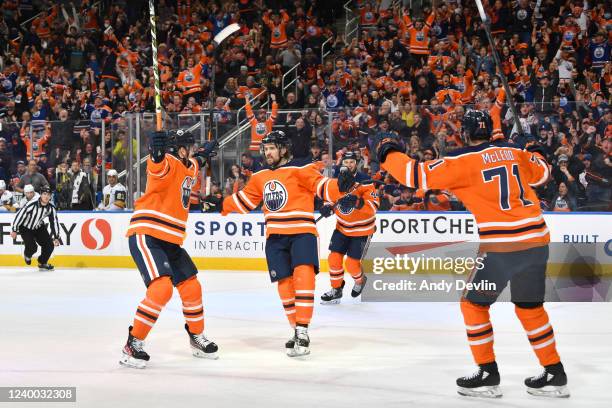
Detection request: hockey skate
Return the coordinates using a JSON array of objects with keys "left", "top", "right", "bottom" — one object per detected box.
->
[
  {"left": 184, "top": 324, "right": 219, "bottom": 359},
  {"left": 457, "top": 362, "right": 502, "bottom": 398},
  {"left": 525, "top": 362, "right": 570, "bottom": 398},
  {"left": 24, "top": 256, "right": 31, "bottom": 265},
  {"left": 38, "top": 263, "right": 54, "bottom": 271},
  {"left": 119, "top": 326, "right": 150, "bottom": 369},
  {"left": 285, "top": 333, "right": 297, "bottom": 357},
  {"left": 321, "top": 281, "right": 344, "bottom": 304},
  {"left": 351, "top": 275, "right": 367, "bottom": 298},
  {"left": 287, "top": 326, "right": 310, "bottom": 357}
]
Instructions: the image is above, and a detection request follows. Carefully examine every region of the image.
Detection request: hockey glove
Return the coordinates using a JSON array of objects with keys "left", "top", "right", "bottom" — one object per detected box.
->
[
  {"left": 337, "top": 166, "right": 355, "bottom": 193},
  {"left": 338, "top": 194, "right": 358, "bottom": 210},
  {"left": 319, "top": 204, "right": 334, "bottom": 218},
  {"left": 150, "top": 131, "right": 168, "bottom": 163},
  {"left": 196, "top": 140, "right": 219, "bottom": 159},
  {"left": 526, "top": 142, "right": 547, "bottom": 160},
  {"left": 376, "top": 137, "right": 404, "bottom": 164},
  {"left": 193, "top": 140, "right": 219, "bottom": 167}
]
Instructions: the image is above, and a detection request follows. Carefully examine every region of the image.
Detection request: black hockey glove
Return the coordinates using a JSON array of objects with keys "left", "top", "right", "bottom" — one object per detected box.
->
[
  {"left": 338, "top": 194, "right": 358, "bottom": 210},
  {"left": 337, "top": 166, "right": 355, "bottom": 193},
  {"left": 150, "top": 131, "right": 168, "bottom": 163},
  {"left": 525, "top": 142, "right": 546, "bottom": 159},
  {"left": 193, "top": 140, "right": 219, "bottom": 166},
  {"left": 376, "top": 137, "right": 404, "bottom": 164},
  {"left": 319, "top": 204, "right": 334, "bottom": 218}
]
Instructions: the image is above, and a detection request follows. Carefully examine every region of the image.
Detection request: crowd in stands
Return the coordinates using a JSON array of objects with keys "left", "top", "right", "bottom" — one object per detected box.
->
[{"left": 0, "top": 0, "right": 610, "bottom": 213}]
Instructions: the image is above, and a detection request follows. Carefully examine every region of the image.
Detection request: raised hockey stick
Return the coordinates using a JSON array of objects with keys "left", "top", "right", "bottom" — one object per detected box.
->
[
  {"left": 474, "top": 0, "right": 524, "bottom": 135},
  {"left": 148, "top": 0, "right": 162, "bottom": 132},
  {"left": 204, "top": 23, "right": 241, "bottom": 196}
]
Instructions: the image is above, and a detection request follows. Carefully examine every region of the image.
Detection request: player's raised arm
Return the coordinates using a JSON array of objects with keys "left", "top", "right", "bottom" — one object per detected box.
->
[
  {"left": 221, "top": 173, "right": 263, "bottom": 215},
  {"left": 522, "top": 145, "right": 551, "bottom": 187},
  {"left": 147, "top": 130, "right": 171, "bottom": 178},
  {"left": 298, "top": 162, "right": 356, "bottom": 203},
  {"left": 378, "top": 135, "right": 474, "bottom": 192}
]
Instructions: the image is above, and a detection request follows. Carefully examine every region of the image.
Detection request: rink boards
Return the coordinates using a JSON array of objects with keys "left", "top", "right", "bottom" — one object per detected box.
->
[{"left": 0, "top": 212, "right": 610, "bottom": 271}]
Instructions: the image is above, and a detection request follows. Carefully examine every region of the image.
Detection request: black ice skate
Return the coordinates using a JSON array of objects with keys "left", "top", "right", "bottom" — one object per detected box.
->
[
  {"left": 287, "top": 326, "right": 310, "bottom": 357},
  {"left": 119, "top": 326, "right": 150, "bottom": 369},
  {"left": 24, "top": 256, "right": 31, "bottom": 265},
  {"left": 285, "top": 333, "right": 297, "bottom": 357},
  {"left": 457, "top": 362, "right": 502, "bottom": 398},
  {"left": 351, "top": 275, "right": 367, "bottom": 298},
  {"left": 184, "top": 324, "right": 219, "bottom": 359},
  {"left": 321, "top": 281, "right": 345, "bottom": 304},
  {"left": 525, "top": 362, "right": 570, "bottom": 398},
  {"left": 38, "top": 263, "right": 54, "bottom": 271}
]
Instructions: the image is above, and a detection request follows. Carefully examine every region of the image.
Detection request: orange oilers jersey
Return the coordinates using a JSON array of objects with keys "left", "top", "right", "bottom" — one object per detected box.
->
[
  {"left": 359, "top": 9, "right": 377, "bottom": 27},
  {"left": 246, "top": 99, "right": 278, "bottom": 151},
  {"left": 126, "top": 154, "right": 200, "bottom": 245},
  {"left": 381, "top": 143, "right": 551, "bottom": 245},
  {"left": 331, "top": 180, "right": 379, "bottom": 237},
  {"left": 435, "top": 88, "right": 463, "bottom": 106},
  {"left": 177, "top": 63, "right": 204, "bottom": 96},
  {"left": 221, "top": 161, "right": 344, "bottom": 237},
  {"left": 401, "top": 13, "right": 435, "bottom": 55},
  {"left": 262, "top": 11, "right": 290, "bottom": 49}
]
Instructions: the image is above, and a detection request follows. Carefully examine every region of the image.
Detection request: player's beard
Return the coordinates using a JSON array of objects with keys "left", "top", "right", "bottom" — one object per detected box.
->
[{"left": 265, "top": 153, "right": 281, "bottom": 168}]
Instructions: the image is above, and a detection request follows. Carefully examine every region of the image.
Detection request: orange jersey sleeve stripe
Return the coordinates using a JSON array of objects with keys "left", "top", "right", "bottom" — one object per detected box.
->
[{"left": 382, "top": 145, "right": 550, "bottom": 244}]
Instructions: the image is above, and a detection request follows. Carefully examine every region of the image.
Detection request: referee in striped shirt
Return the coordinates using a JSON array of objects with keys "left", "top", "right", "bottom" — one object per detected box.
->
[{"left": 10, "top": 186, "right": 60, "bottom": 270}]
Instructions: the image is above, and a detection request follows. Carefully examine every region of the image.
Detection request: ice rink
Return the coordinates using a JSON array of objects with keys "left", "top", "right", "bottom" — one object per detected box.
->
[{"left": 0, "top": 267, "right": 610, "bottom": 408}]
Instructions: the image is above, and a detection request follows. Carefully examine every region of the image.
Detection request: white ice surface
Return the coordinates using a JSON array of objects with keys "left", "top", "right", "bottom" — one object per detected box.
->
[{"left": 0, "top": 267, "right": 610, "bottom": 408}]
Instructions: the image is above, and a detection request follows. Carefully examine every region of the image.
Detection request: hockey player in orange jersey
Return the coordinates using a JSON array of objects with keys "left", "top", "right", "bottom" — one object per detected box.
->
[
  {"left": 377, "top": 110, "right": 569, "bottom": 398},
  {"left": 221, "top": 131, "right": 356, "bottom": 357},
  {"left": 318, "top": 151, "right": 379, "bottom": 304},
  {"left": 120, "top": 129, "right": 219, "bottom": 369}
]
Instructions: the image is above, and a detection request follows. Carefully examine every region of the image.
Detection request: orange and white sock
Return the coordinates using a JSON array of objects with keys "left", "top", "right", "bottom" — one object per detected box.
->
[
  {"left": 328, "top": 251, "right": 345, "bottom": 289},
  {"left": 515, "top": 305, "right": 561, "bottom": 366},
  {"left": 277, "top": 277, "right": 296, "bottom": 327},
  {"left": 460, "top": 300, "right": 495, "bottom": 364},
  {"left": 131, "top": 276, "right": 173, "bottom": 340},
  {"left": 345, "top": 256, "right": 364, "bottom": 283},
  {"left": 177, "top": 276, "right": 204, "bottom": 334},
  {"left": 293, "top": 264, "right": 316, "bottom": 327}
]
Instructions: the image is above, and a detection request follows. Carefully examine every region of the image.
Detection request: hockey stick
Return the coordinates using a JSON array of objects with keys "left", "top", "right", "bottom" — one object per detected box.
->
[
  {"left": 315, "top": 178, "right": 383, "bottom": 223},
  {"left": 474, "top": 0, "right": 524, "bottom": 135},
  {"left": 204, "top": 23, "right": 242, "bottom": 196},
  {"left": 148, "top": 0, "right": 162, "bottom": 132}
]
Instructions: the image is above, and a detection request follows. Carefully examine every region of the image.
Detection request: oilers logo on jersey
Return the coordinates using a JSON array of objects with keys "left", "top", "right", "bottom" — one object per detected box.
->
[
  {"left": 181, "top": 176, "right": 196, "bottom": 209},
  {"left": 256, "top": 122, "right": 267, "bottom": 135},
  {"left": 263, "top": 180, "right": 288, "bottom": 212}
]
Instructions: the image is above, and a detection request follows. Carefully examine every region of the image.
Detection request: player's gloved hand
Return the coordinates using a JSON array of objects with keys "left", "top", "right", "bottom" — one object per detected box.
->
[
  {"left": 195, "top": 139, "right": 219, "bottom": 160},
  {"left": 338, "top": 193, "right": 358, "bottom": 209},
  {"left": 150, "top": 131, "right": 168, "bottom": 163},
  {"left": 376, "top": 137, "right": 403, "bottom": 164},
  {"left": 338, "top": 166, "right": 355, "bottom": 192},
  {"left": 525, "top": 142, "right": 546, "bottom": 159},
  {"left": 319, "top": 204, "right": 334, "bottom": 218}
]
